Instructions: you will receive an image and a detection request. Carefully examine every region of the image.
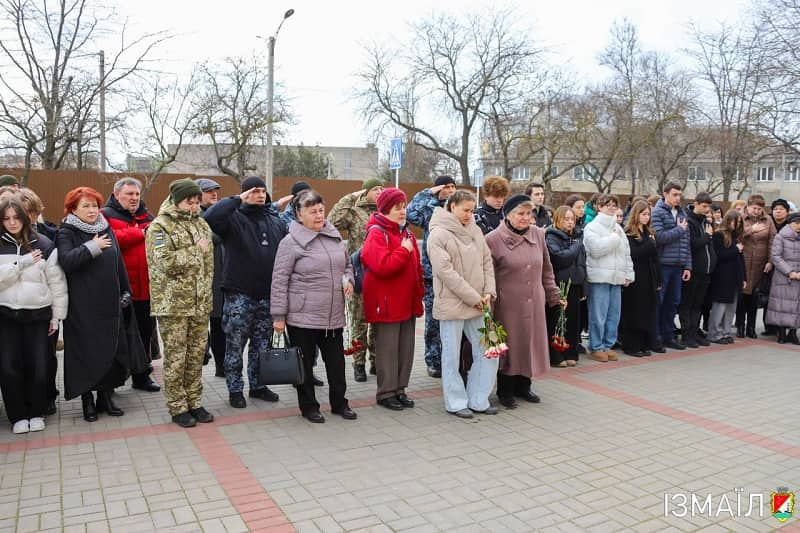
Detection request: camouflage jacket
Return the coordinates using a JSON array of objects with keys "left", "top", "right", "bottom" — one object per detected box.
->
[
  {"left": 328, "top": 192, "right": 377, "bottom": 255},
  {"left": 146, "top": 198, "right": 214, "bottom": 317}
]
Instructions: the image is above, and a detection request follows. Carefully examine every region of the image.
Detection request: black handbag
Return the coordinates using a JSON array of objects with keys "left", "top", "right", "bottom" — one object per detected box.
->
[
  {"left": 757, "top": 270, "right": 773, "bottom": 308},
  {"left": 257, "top": 331, "right": 305, "bottom": 386}
]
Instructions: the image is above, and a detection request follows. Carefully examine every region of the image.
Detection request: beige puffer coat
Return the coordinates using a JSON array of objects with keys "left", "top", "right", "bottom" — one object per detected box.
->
[{"left": 426, "top": 207, "right": 495, "bottom": 321}]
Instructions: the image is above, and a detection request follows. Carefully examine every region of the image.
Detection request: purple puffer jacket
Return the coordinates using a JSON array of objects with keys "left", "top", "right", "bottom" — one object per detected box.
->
[
  {"left": 766, "top": 225, "right": 800, "bottom": 328},
  {"left": 270, "top": 220, "right": 354, "bottom": 330}
]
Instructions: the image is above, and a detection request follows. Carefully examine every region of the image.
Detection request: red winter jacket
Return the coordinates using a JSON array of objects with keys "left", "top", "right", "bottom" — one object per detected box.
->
[
  {"left": 102, "top": 195, "right": 154, "bottom": 301},
  {"left": 360, "top": 213, "right": 424, "bottom": 323}
]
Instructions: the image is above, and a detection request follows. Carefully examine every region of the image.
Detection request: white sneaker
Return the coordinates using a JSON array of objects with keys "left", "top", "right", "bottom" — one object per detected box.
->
[
  {"left": 28, "top": 417, "right": 44, "bottom": 432},
  {"left": 12, "top": 419, "right": 29, "bottom": 434}
]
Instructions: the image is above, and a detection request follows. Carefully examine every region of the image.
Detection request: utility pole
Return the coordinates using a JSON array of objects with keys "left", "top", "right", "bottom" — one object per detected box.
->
[
  {"left": 261, "top": 8, "right": 295, "bottom": 195},
  {"left": 99, "top": 50, "right": 106, "bottom": 172}
]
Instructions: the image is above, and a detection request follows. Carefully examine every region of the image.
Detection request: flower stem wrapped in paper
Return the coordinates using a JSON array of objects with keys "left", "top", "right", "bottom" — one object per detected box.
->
[
  {"left": 478, "top": 304, "right": 509, "bottom": 359},
  {"left": 550, "top": 279, "right": 571, "bottom": 352}
]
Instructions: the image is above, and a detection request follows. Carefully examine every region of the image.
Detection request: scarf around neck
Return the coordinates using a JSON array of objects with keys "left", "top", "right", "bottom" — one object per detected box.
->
[{"left": 64, "top": 213, "right": 109, "bottom": 234}]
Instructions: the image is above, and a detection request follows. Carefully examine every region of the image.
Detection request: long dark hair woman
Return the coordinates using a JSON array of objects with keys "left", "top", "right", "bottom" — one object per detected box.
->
[
  {"left": 0, "top": 199, "right": 67, "bottom": 434},
  {"left": 56, "top": 187, "right": 142, "bottom": 422},
  {"left": 708, "top": 210, "right": 747, "bottom": 344},
  {"left": 619, "top": 200, "right": 661, "bottom": 357}
]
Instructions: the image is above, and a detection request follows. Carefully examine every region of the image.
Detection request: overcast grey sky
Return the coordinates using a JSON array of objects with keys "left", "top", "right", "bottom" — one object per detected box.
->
[{"left": 119, "top": 0, "right": 747, "bottom": 150}]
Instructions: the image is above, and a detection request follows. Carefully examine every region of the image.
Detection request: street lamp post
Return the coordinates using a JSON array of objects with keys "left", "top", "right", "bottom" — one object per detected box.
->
[{"left": 260, "top": 8, "right": 294, "bottom": 196}]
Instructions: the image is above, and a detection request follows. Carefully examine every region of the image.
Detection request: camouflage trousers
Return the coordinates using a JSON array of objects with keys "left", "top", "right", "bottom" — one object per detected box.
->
[
  {"left": 349, "top": 296, "right": 375, "bottom": 365},
  {"left": 158, "top": 314, "right": 209, "bottom": 416},
  {"left": 222, "top": 293, "right": 271, "bottom": 394},
  {"left": 423, "top": 279, "right": 442, "bottom": 370}
]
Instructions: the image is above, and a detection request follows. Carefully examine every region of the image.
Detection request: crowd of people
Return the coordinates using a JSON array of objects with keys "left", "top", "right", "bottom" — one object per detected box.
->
[{"left": 0, "top": 171, "right": 796, "bottom": 432}]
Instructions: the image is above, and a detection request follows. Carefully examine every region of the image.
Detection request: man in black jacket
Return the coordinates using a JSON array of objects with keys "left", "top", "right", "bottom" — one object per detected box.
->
[
  {"left": 679, "top": 192, "right": 716, "bottom": 348},
  {"left": 203, "top": 177, "right": 288, "bottom": 408},
  {"left": 524, "top": 182, "right": 552, "bottom": 228}
]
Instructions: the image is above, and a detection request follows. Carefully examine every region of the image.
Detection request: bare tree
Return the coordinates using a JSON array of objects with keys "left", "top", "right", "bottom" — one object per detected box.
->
[
  {"left": 688, "top": 22, "right": 772, "bottom": 200},
  {"left": 755, "top": 0, "right": 800, "bottom": 155},
  {"left": 355, "top": 9, "right": 540, "bottom": 182},
  {"left": 121, "top": 70, "right": 201, "bottom": 191},
  {"left": 0, "top": 0, "right": 169, "bottom": 178},
  {"left": 193, "top": 55, "right": 290, "bottom": 181},
  {"left": 636, "top": 52, "right": 707, "bottom": 193}
]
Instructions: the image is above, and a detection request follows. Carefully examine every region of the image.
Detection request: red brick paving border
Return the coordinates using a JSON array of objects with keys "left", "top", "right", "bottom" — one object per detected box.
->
[{"left": 188, "top": 424, "right": 296, "bottom": 533}]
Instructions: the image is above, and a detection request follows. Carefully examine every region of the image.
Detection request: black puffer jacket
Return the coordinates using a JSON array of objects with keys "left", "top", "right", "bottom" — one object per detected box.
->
[
  {"left": 545, "top": 227, "right": 586, "bottom": 286},
  {"left": 474, "top": 202, "right": 503, "bottom": 235},
  {"left": 686, "top": 208, "right": 717, "bottom": 275}
]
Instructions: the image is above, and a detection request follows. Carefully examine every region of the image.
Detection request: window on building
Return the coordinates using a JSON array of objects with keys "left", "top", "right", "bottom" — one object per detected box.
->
[
  {"left": 733, "top": 167, "right": 743, "bottom": 181},
  {"left": 687, "top": 167, "right": 706, "bottom": 181},
  {"left": 572, "top": 166, "right": 584, "bottom": 181},
  {"left": 545, "top": 166, "right": 560, "bottom": 179},
  {"left": 512, "top": 166, "right": 530, "bottom": 181},
  {"left": 786, "top": 164, "right": 800, "bottom": 182},
  {"left": 757, "top": 167, "right": 775, "bottom": 182}
]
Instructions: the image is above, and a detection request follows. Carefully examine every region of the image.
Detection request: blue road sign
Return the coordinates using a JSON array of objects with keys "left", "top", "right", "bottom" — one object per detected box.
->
[
  {"left": 472, "top": 168, "right": 485, "bottom": 187},
  {"left": 389, "top": 138, "right": 403, "bottom": 170}
]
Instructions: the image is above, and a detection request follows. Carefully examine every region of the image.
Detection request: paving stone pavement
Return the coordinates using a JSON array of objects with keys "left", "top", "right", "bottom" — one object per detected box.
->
[{"left": 0, "top": 325, "right": 797, "bottom": 532}]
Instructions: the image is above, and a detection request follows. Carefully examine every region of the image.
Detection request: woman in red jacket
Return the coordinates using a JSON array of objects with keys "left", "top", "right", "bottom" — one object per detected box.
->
[{"left": 360, "top": 188, "right": 424, "bottom": 411}]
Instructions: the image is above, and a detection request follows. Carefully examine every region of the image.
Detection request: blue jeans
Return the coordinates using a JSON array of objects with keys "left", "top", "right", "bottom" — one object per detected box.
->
[
  {"left": 439, "top": 316, "right": 498, "bottom": 412},
  {"left": 587, "top": 283, "right": 621, "bottom": 352},
  {"left": 658, "top": 265, "right": 683, "bottom": 342}
]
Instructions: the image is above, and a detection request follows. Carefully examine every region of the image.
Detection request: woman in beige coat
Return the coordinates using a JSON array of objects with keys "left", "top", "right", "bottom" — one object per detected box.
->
[{"left": 427, "top": 190, "right": 496, "bottom": 418}]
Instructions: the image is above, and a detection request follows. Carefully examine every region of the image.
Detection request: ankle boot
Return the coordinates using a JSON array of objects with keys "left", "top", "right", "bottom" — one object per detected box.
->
[
  {"left": 736, "top": 324, "right": 745, "bottom": 338},
  {"left": 745, "top": 326, "right": 758, "bottom": 339},
  {"left": 788, "top": 329, "right": 800, "bottom": 345},
  {"left": 96, "top": 389, "right": 124, "bottom": 416},
  {"left": 81, "top": 392, "right": 97, "bottom": 422},
  {"left": 777, "top": 328, "right": 787, "bottom": 344}
]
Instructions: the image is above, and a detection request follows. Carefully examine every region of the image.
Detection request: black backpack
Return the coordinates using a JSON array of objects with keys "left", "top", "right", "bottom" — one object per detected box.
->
[{"left": 351, "top": 225, "right": 389, "bottom": 294}]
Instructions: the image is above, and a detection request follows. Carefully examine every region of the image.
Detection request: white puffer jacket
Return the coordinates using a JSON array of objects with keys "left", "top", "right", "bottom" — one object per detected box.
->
[
  {"left": 583, "top": 212, "right": 635, "bottom": 285},
  {"left": 0, "top": 233, "right": 68, "bottom": 327}
]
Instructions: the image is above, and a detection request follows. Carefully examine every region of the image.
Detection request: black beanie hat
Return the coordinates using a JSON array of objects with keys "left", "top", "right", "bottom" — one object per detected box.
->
[
  {"left": 786, "top": 212, "right": 800, "bottom": 224},
  {"left": 291, "top": 181, "right": 311, "bottom": 196},
  {"left": 434, "top": 175, "right": 455, "bottom": 187},
  {"left": 772, "top": 198, "right": 791, "bottom": 212},
  {"left": 170, "top": 178, "right": 202, "bottom": 205},
  {"left": 241, "top": 176, "right": 267, "bottom": 192},
  {"left": 502, "top": 194, "right": 533, "bottom": 216}
]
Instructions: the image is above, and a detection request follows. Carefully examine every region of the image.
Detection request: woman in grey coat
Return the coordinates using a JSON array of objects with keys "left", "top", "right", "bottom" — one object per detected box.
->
[
  {"left": 271, "top": 190, "right": 357, "bottom": 423},
  {"left": 766, "top": 212, "right": 800, "bottom": 344}
]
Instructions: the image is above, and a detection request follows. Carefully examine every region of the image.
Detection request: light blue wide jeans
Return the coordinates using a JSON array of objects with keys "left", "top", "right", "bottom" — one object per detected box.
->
[{"left": 439, "top": 316, "right": 499, "bottom": 412}]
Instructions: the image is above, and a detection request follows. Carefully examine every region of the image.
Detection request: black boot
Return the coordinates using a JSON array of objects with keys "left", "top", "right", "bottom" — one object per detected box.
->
[
  {"left": 96, "top": 389, "right": 124, "bottom": 416},
  {"left": 736, "top": 324, "right": 745, "bottom": 338},
  {"left": 745, "top": 326, "right": 758, "bottom": 339},
  {"left": 353, "top": 364, "right": 367, "bottom": 382},
  {"left": 777, "top": 328, "right": 787, "bottom": 344},
  {"left": 788, "top": 329, "right": 800, "bottom": 345},
  {"left": 81, "top": 392, "right": 97, "bottom": 422}
]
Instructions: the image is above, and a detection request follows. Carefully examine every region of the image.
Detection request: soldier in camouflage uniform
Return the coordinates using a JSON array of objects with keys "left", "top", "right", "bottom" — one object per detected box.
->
[
  {"left": 329, "top": 178, "right": 384, "bottom": 382},
  {"left": 146, "top": 179, "right": 215, "bottom": 428}
]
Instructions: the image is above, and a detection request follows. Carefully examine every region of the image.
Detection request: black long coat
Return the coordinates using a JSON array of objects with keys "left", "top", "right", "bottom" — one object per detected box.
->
[
  {"left": 709, "top": 231, "right": 746, "bottom": 304},
  {"left": 622, "top": 234, "right": 661, "bottom": 332},
  {"left": 56, "top": 222, "right": 132, "bottom": 399}
]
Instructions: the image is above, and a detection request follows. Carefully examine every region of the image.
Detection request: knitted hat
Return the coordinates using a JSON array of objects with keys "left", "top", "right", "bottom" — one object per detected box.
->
[
  {"left": 377, "top": 187, "right": 407, "bottom": 214},
  {"left": 290, "top": 181, "right": 311, "bottom": 196},
  {"left": 502, "top": 194, "right": 533, "bottom": 216},
  {"left": 772, "top": 198, "right": 791, "bottom": 212},
  {"left": 362, "top": 178, "right": 384, "bottom": 192},
  {"left": 786, "top": 212, "right": 800, "bottom": 224},
  {"left": 0, "top": 174, "right": 18, "bottom": 187},
  {"left": 195, "top": 178, "right": 220, "bottom": 192},
  {"left": 241, "top": 176, "right": 266, "bottom": 192},
  {"left": 434, "top": 175, "right": 455, "bottom": 187},
  {"left": 170, "top": 178, "right": 202, "bottom": 205}
]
